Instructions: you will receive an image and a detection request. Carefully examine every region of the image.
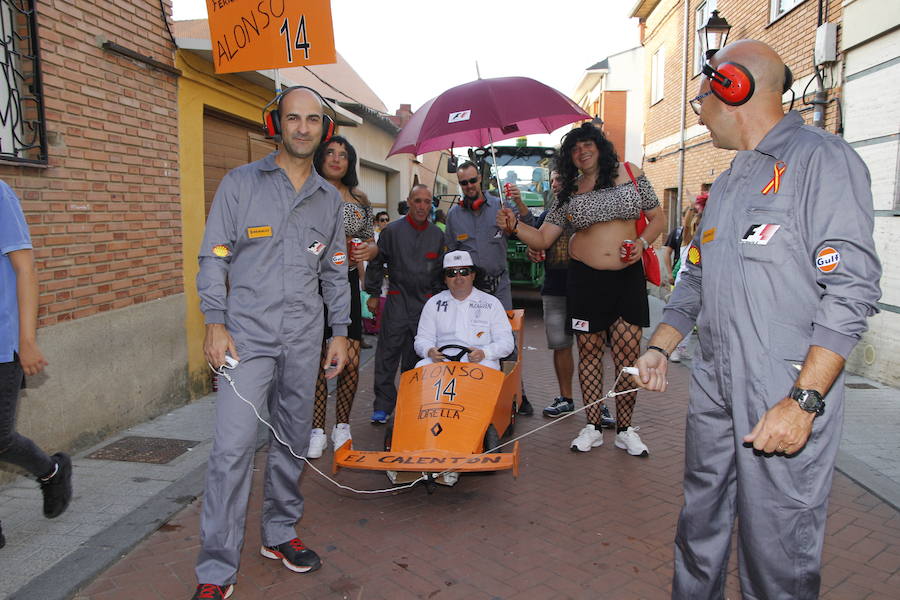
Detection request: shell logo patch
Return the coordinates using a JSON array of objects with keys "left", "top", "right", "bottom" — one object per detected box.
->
[
  {"left": 688, "top": 245, "right": 701, "bottom": 265},
  {"left": 212, "top": 244, "right": 231, "bottom": 258},
  {"left": 332, "top": 251, "right": 346, "bottom": 266},
  {"left": 816, "top": 247, "right": 840, "bottom": 272}
]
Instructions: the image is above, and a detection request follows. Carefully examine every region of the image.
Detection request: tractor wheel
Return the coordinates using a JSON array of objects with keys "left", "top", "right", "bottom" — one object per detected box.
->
[
  {"left": 383, "top": 423, "right": 393, "bottom": 451},
  {"left": 483, "top": 424, "right": 501, "bottom": 454}
]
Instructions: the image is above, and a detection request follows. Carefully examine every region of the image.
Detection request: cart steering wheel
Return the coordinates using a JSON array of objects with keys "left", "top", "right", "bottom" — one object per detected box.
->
[{"left": 438, "top": 344, "right": 470, "bottom": 362}]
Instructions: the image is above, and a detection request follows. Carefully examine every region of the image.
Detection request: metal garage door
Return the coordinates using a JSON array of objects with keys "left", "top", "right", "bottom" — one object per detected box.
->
[
  {"left": 203, "top": 109, "right": 275, "bottom": 217},
  {"left": 359, "top": 165, "right": 387, "bottom": 211}
]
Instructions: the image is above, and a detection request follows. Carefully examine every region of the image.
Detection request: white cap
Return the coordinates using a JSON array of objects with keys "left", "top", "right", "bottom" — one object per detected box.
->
[{"left": 443, "top": 250, "right": 474, "bottom": 269}]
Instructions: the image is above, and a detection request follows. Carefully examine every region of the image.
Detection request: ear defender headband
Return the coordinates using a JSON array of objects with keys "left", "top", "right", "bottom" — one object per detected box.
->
[
  {"left": 262, "top": 85, "right": 335, "bottom": 143},
  {"left": 702, "top": 60, "right": 794, "bottom": 107}
]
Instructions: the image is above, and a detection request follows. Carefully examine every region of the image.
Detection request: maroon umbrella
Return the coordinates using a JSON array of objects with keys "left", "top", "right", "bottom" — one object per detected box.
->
[{"left": 387, "top": 76, "right": 590, "bottom": 157}]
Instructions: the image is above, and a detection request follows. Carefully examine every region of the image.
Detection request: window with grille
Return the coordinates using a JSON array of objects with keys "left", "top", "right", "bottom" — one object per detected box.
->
[{"left": 0, "top": 0, "right": 47, "bottom": 164}]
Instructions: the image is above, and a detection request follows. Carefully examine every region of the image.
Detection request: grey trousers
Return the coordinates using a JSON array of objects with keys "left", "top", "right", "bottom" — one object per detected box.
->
[
  {"left": 372, "top": 304, "right": 419, "bottom": 414},
  {"left": 673, "top": 360, "right": 843, "bottom": 600},
  {"left": 195, "top": 354, "right": 314, "bottom": 586}
]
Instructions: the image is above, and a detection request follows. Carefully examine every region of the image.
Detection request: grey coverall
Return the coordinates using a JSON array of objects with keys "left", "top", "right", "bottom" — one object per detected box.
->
[
  {"left": 444, "top": 194, "right": 534, "bottom": 310},
  {"left": 195, "top": 153, "right": 350, "bottom": 585},
  {"left": 663, "top": 112, "right": 881, "bottom": 600},
  {"left": 364, "top": 215, "right": 444, "bottom": 414}
]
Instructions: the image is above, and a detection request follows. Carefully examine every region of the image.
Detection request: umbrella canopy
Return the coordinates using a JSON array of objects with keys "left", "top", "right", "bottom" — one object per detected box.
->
[{"left": 387, "top": 77, "right": 590, "bottom": 157}]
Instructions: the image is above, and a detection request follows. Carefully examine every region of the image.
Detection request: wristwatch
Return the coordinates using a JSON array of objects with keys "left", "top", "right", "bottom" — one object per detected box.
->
[{"left": 789, "top": 386, "right": 825, "bottom": 416}]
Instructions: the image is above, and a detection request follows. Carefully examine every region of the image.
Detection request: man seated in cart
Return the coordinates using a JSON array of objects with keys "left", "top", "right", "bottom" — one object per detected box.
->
[{"left": 413, "top": 251, "right": 514, "bottom": 371}]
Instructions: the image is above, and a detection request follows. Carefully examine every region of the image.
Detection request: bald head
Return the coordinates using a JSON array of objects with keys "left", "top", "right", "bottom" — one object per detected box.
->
[
  {"left": 713, "top": 40, "right": 787, "bottom": 96},
  {"left": 278, "top": 87, "right": 323, "bottom": 114}
]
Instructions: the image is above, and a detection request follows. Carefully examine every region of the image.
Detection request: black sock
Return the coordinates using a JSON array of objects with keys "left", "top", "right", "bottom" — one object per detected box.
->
[{"left": 617, "top": 426, "right": 630, "bottom": 434}]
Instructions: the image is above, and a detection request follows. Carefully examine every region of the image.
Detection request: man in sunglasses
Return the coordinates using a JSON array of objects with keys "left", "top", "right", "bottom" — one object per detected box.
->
[
  {"left": 445, "top": 162, "right": 533, "bottom": 312},
  {"left": 414, "top": 250, "right": 514, "bottom": 372},
  {"left": 635, "top": 40, "right": 881, "bottom": 599},
  {"left": 365, "top": 185, "right": 445, "bottom": 424}
]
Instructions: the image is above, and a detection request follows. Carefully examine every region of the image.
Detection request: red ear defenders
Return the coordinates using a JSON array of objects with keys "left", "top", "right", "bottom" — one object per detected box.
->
[
  {"left": 462, "top": 196, "right": 485, "bottom": 211},
  {"left": 702, "top": 61, "right": 794, "bottom": 106},
  {"left": 262, "top": 85, "right": 334, "bottom": 143}
]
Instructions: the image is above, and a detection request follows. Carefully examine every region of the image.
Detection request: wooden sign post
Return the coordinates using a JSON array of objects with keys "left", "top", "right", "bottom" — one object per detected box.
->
[{"left": 205, "top": 0, "right": 336, "bottom": 74}]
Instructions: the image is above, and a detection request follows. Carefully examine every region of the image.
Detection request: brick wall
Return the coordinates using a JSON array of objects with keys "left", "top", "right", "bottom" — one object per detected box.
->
[
  {"left": 1, "top": 1, "right": 180, "bottom": 327},
  {"left": 600, "top": 91, "right": 628, "bottom": 161},
  {"left": 640, "top": 0, "right": 845, "bottom": 231}
]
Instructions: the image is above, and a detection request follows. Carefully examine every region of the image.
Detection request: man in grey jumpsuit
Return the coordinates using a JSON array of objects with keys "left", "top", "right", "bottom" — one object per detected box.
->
[
  {"left": 194, "top": 88, "right": 350, "bottom": 599},
  {"left": 636, "top": 41, "right": 881, "bottom": 599},
  {"left": 365, "top": 184, "right": 444, "bottom": 422},
  {"left": 445, "top": 161, "right": 536, "bottom": 414}
]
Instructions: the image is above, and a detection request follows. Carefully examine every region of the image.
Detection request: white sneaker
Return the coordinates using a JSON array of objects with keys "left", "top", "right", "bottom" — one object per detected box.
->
[
  {"left": 670, "top": 348, "right": 682, "bottom": 362},
  {"left": 307, "top": 428, "right": 327, "bottom": 459},
  {"left": 615, "top": 426, "right": 649, "bottom": 457},
  {"left": 441, "top": 472, "right": 460, "bottom": 486},
  {"left": 570, "top": 424, "right": 603, "bottom": 452},
  {"left": 331, "top": 423, "right": 352, "bottom": 450}
]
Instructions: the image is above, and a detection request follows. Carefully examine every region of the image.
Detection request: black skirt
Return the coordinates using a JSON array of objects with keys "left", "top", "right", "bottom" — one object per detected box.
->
[{"left": 567, "top": 259, "right": 649, "bottom": 333}]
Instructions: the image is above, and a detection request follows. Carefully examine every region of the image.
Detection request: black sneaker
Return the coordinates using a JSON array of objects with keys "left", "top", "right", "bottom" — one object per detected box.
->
[
  {"left": 261, "top": 538, "right": 322, "bottom": 573},
  {"left": 0, "top": 520, "right": 5, "bottom": 549},
  {"left": 518, "top": 395, "right": 534, "bottom": 416},
  {"left": 190, "top": 583, "right": 233, "bottom": 599},
  {"left": 40, "top": 453, "right": 72, "bottom": 519},
  {"left": 599, "top": 404, "right": 616, "bottom": 429},
  {"left": 542, "top": 397, "right": 574, "bottom": 418}
]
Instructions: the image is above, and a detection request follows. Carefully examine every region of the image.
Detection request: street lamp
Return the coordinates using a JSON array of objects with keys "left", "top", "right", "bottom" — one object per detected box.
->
[{"left": 700, "top": 10, "right": 732, "bottom": 60}]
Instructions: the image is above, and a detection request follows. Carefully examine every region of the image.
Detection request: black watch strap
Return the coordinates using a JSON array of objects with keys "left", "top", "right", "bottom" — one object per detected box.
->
[
  {"left": 789, "top": 386, "right": 825, "bottom": 416},
  {"left": 647, "top": 345, "right": 670, "bottom": 360}
]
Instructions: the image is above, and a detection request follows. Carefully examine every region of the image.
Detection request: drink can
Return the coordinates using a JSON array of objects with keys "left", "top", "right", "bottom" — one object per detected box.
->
[
  {"left": 621, "top": 239, "right": 635, "bottom": 262},
  {"left": 349, "top": 238, "right": 363, "bottom": 253}
]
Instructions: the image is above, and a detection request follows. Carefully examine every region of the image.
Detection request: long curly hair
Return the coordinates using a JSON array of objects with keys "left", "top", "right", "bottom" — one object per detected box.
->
[
  {"left": 556, "top": 123, "right": 619, "bottom": 205},
  {"left": 314, "top": 135, "right": 366, "bottom": 204}
]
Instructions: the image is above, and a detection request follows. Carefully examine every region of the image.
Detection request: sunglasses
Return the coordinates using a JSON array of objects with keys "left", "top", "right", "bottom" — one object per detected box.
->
[
  {"left": 458, "top": 176, "right": 479, "bottom": 186},
  {"left": 444, "top": 267, "right": 473, "bottom": 278},
  {"left": 688, "top": 90, "right": 714, "bottom": 115},
  {"left": 377, "top": 218, "right": 389, "bottom": 222}
]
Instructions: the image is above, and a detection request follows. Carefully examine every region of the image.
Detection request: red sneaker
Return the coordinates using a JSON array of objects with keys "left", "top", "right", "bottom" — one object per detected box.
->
[
  {"left": 260, "top": 537, "right": 322, "bottom": 573},
  {"left": 190, "top": 583, "right": 233, "bottom": 599}
]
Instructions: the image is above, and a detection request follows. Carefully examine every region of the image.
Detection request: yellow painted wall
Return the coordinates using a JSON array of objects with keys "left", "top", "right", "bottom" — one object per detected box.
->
[{"left": 176, "top": 51, "right": 274, "bottom": 397}]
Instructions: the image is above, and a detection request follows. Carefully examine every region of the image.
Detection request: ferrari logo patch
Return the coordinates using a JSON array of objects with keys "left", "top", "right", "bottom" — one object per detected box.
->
[
  {"left": 212, "top": 244, "right": 231, "bottom": 258},
  {"left": 761, "top": 161, "right": 787, "bottom": 195},
  {"left": 815, "top": 246, "right": 840, "bottom": 272}
]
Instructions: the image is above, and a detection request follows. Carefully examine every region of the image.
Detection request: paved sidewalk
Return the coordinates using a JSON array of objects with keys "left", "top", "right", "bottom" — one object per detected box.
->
[{"left": 1, "top": 293, "right": 898, "bottom": 599}]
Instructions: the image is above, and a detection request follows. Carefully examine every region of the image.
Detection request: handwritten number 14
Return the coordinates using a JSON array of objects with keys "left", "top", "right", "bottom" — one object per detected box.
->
[{"left": 279, "top": 16, "right": 310, "bottom": 62}]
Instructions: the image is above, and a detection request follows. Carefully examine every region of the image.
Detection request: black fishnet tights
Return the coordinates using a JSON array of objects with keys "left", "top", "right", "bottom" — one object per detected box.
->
[
  {"left": 576, "top": 318, "right": 642, "bottom": 429},
  {"left": 312, "top": 338, "right": 361, "bottom": 429}
]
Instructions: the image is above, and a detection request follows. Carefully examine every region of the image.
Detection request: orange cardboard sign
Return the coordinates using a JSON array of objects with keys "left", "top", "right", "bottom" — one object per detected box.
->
[{"left": 205, "top": 0, "right": 336, "bottom": 74}]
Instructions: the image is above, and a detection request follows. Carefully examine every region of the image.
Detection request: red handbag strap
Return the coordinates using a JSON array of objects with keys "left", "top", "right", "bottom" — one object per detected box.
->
[
  {"left": 623, "top": 162, "right": 648, "bottom": 230},
  {"left": 623, "top": 162, "right": 639, "bottom": 191}
]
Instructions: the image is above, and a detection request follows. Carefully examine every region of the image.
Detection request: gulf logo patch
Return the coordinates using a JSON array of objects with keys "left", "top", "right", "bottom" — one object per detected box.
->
[
  {"left": 816, "top": 247, "right": 840, "bottom": 272},
  {"left": 332, "top": 251, "right": 346, "bottom": 266}
]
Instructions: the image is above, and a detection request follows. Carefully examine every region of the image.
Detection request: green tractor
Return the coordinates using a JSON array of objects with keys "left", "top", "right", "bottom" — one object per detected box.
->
[{"left": 477, "top": 145, "right": 557, "bottom": 288}]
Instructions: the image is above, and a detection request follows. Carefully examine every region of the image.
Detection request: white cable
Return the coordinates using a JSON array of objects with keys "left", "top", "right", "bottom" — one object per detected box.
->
[
  {"left": 208, "top": 362, "right": 645, "bottom": 493},
  {"left": 211, "top": 363, "right": 427, "bottom": 494}
]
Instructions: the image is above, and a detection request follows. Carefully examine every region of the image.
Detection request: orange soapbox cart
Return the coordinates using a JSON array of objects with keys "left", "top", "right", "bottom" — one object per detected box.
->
[{"left": 333, "top": 310, "right": 525, "bottom": 482}]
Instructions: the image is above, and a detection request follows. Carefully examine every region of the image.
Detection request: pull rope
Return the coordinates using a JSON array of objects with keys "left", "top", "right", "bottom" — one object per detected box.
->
[{"left": 208, "top": 362, "right": 643, "bottom": 495}]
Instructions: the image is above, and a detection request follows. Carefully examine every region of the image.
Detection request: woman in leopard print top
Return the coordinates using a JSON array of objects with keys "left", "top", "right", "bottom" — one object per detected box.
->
[
  {"left": 308, "top": 136, "right": 378, "bottom": 458},
  {"left": 499, "top": 123, "right": 665, "bottom": 457}
]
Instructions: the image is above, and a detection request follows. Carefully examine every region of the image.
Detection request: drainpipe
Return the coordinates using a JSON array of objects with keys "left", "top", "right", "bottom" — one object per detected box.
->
[{"left": 675, "top": 0, "right": 690, "bottom": 231}]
